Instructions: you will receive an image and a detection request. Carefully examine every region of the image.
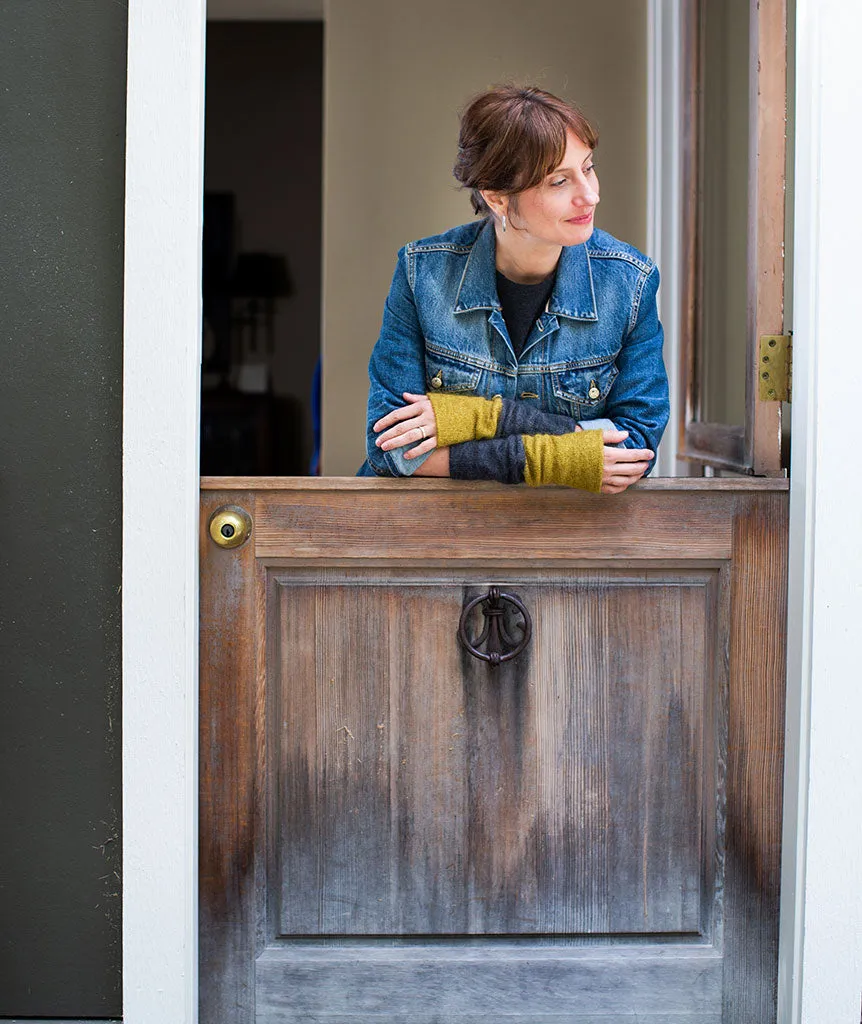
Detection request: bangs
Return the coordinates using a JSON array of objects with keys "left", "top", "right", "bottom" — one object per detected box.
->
[
  {"left": 455, "top": 85, "right": 599, "bottom": 214},
  {"left": 512, "top": 101, "right": 598, "bottom": 193}
]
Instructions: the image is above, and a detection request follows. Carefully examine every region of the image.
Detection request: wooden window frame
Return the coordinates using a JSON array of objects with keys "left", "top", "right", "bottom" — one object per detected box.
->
[{"left": 678, "top": 0, "right": 787, "bottom": 474}]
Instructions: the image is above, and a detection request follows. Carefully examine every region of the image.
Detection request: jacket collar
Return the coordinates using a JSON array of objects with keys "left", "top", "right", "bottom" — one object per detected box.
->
[{"left": 453, "top": 217, "right": 598, "bottom": 321}]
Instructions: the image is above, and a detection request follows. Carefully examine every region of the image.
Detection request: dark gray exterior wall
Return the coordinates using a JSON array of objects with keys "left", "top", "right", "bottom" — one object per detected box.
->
[{"left": 0, "top": 1, "right": 126, "bottom": 1016}]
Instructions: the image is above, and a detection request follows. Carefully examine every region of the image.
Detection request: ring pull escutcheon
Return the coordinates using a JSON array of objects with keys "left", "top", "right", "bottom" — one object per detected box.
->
[
  {"left": 458, "top": 586, "right": 532, "bottom": 668},
  {"left": 208, "top": 505, "right": 252, "bottom": 549}
]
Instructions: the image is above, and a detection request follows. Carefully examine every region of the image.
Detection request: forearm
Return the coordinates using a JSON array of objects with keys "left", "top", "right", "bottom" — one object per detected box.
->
[
  {"left": 448, "top": 432, "right": 604, "bottom": 491},
  {"left": 410, "top": 448, "right": 451, "bottom": 477},
  {"left": 430, "top": 393, "right": 579, "bottom": 447}
]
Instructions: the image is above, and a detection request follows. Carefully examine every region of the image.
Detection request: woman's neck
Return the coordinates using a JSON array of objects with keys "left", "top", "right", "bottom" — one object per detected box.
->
[{"left": 493, "top": 224, "right": 562, "bottom": 284}]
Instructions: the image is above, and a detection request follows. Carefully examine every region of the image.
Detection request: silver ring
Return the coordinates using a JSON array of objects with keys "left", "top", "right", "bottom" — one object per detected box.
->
[{"left": 419, "top": 424, "right": 426, "bottom": 440}]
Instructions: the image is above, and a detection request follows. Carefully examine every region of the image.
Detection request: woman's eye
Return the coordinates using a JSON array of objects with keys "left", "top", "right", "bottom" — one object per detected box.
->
[
  {"left": 584, "top": 164, "right": 595, "bottom": 175},
  {"left": 550, "top": 178, "right": 567, "bottom": 187}
]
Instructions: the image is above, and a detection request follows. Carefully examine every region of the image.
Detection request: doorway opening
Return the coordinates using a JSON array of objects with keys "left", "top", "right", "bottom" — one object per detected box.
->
[
  {"left": 202, "top": 17, "right": 323, "bottom": 476},
  {"left": 202, "top": 0, "right": 679, "bottom": 478}
]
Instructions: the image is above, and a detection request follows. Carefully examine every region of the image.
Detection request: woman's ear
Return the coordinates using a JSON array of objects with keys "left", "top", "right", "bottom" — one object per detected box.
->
[{"left": 479, "top": 190, "right": 508, "bottom": 220}]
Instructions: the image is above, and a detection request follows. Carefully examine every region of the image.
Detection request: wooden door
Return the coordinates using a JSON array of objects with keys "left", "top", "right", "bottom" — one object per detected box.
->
[{"left": 200, "top": 477, "right": 788, "bottom": 1023}]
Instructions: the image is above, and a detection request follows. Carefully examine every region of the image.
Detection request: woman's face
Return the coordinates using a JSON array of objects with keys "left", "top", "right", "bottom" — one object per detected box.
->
[{"left": 507, "top": 129, "right": 600, "bottom": 247}]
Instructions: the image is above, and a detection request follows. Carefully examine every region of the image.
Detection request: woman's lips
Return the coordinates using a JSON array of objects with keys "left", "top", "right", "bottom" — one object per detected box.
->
[{"left": 567, "top": 211, "right": 594, "bottom": 225}]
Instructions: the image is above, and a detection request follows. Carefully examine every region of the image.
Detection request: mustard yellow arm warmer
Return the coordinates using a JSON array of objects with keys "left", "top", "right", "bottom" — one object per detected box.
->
[
  {"left": 427, "top": 393, "right": 502, "bottom": 448},
  {"left": 521, "top": 429, "right": 605, "bottom": 492}
]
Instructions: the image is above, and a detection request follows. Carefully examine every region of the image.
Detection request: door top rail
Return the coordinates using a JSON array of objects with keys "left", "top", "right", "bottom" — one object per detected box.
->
[{"left": 200, "top": 475, "right": 790, "bottom": 493}]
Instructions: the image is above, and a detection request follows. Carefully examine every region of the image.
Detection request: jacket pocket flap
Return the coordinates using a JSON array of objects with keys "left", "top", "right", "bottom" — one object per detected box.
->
[
  {"left": 552, "top": 362, "right": 618, "bottom": 406},
  {"left": 425, "top": 353, "right": 481, "bottom": 393}
]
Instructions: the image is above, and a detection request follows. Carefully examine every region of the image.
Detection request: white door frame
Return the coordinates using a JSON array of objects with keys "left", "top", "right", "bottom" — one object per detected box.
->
[
  {"left": 121, "top": 1, "right": 862, "bottom": 1021},
  {"left": 122, "top": 2, "right": 205, "bottom": 1021},
  {"left": 647, "top": 0, "right": 683, "bottom": 478}
]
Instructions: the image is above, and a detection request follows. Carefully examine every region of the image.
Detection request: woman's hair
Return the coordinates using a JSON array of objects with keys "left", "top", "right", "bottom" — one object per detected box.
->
[{"left": 454, "top": 85, "right": 598, "bottom": 216}]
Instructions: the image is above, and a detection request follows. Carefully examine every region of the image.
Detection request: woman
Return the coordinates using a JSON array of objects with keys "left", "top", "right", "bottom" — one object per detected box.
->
[{"left": 360, "top": 85, "right": 669, "bottom": 494}]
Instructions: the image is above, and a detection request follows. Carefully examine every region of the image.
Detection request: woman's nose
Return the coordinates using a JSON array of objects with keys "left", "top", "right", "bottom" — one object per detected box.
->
[{"left": 574, "top": 188, "right": 600, "bottom": 207}]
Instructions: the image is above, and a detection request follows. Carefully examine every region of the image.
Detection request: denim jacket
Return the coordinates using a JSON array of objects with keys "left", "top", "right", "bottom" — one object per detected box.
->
[{"left": 361, "top": 218, "right": 669, "bottom": 478}]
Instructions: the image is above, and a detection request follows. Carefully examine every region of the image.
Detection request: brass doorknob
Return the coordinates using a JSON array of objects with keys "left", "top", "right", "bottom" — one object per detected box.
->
[{"left": 208, "top": 506, "right": 252, "bottom": 549}]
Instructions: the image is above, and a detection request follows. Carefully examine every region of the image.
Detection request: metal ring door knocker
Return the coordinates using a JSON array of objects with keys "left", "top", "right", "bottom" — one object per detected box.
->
[{"left": 458, "top": 586, "right": 532, "bottom": 667}]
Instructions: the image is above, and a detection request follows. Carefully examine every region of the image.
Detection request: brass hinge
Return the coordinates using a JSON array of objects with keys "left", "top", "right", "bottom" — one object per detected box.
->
[{"left": 759, "top": 334, "right": 792, "bottom": 402}]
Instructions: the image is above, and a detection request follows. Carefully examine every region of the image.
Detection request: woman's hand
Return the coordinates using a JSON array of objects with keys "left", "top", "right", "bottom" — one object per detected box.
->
[
  {"left": 373, "top": 392, "right": 438, "bottom": 460},
  {"left": 600, "top": 429, "right": 654, "bottom": 493}
]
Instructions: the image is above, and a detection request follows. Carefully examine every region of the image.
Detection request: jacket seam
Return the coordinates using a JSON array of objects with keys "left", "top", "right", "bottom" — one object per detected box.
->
[
  {"left": 587, "top": 249, "right": 652, "bottom": 274},
  {"left": 628, "top": 262, "right": 656, "bottom": 333},
  {"left": 408, "top": 242, "right": 474, "bottom": 255},
  {"left": 404, "top": 247, "right": 417, "bottom": 291},
  {"left": 424, "top": 341, "right": 621, "bottom": 374},
  {"left": 419, "top": 342, "right": 614, "bottom": 374}
]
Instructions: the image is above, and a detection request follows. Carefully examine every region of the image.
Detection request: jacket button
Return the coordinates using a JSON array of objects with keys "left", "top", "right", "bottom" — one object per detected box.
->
[
  {"left": 431, "top": 374, "right": 443, "bottom": 389},
  {"left": 588, "top": 381, "right": 600, "bottom": 400}
]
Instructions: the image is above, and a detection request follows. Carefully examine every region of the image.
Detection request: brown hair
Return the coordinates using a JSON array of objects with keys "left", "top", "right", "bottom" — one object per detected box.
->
[{"left": 454, "top": 85, "right": 598, "bottom": 216}]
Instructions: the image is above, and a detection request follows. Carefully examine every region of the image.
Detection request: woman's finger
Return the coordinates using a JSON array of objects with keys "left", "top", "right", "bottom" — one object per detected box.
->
[
  {"left": 603, "top": 446, "right": 654, "bottom": 463},
  {"left": 376, "top": 419, "right": 420, "bottom": 445},
  {"left": 403, "top": 436, "right": 438, "bottom": 460},
  {"left": 380, "top": 424, "right": 434, "bottom": 451},
  {"left": 373, "top": 401, "right": 425, "bottom": 433},
  {"left": 601, "top": 472, "right": 646, "bottom": 492},
  {"left": 603, "top": 461, "right": 650, "bottom": 479},
  {"left": 604, "top": 468, "right": 648, "bottom": 486}
]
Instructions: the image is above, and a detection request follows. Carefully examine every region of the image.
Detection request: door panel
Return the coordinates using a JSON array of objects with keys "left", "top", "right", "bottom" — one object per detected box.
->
[
  {"left": 273, "top": 573, "right": 715, "bottom": 938},
  {"left": 201, "top": 479, "right": 787, "bottom": 1023}
]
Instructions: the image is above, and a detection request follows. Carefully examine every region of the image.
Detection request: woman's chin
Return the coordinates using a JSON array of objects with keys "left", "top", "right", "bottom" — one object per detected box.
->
[{"left": 561, "top": 221, "right": 595, "bottom": 246}]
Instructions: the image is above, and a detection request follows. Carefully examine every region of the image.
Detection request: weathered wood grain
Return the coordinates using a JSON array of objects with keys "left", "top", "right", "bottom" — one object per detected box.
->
[
  {"left": 200, "top": 491, "right": 259, "bottom": 1024},
  {"left": 272, "top": 572, "right": 714, "bottom": 939},
  {"left": 199, "top": 482, "right": 788, "bottom": 1023},
  {"left": 748, "top": 0, "right": 787, "bottom": 474},
  {"left": 255, "top": 944, "right": 722, "bottom": 1020},
  {"left": 201, "top": 477, "right": 789, "bottom": 492},
  {"left": 723, "top": 492, "right": 788, "bottom": 1022},
  {"left": 253, "top": 489, "right": 737, "bottom": 562}
]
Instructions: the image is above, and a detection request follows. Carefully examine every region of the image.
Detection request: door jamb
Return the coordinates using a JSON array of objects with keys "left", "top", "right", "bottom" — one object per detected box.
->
[
  {"left": 777, "top": 0, "right": 862, "bottom": 1018},
  {"left": 122, "top": 1, "right": 205, "bottom": 1021},
  {"left": 647, "top": 0, "right": 683, "bottom": 478},
  {"left": 121, "top": 1, "right": 862, "bottom": 1022}
]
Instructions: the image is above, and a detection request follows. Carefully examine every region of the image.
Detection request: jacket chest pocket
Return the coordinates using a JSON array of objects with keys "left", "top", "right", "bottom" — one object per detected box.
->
[
  {"left": 551, "top": 361, "right": 619, "bottom": 419},
  {"left": 425, "top": 351, "right": 481, "bottom": 394}
]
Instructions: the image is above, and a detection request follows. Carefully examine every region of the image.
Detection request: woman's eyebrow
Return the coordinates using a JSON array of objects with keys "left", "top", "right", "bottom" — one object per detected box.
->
[{"left": 550, "top": 158, "right": 594, "bottom": 174}]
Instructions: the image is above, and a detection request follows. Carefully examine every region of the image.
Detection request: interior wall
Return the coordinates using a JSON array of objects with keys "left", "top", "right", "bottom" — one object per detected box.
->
[
  {"left": 700, "top": 0, "right": 750, "bottom": 428},
  {"left": 321, "top": 0, "right": 649, "bottom": 475}
]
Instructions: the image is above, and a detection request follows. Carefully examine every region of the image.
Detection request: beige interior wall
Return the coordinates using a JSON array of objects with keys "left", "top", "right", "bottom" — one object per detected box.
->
[
  {"left": 700, "top": 0, "right": 750, "bottom": 427},
  {"left": 321, "top": 0, "right": 648, "bottom": 475}
]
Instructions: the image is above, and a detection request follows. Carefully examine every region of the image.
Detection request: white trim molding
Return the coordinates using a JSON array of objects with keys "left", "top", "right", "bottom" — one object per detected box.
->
[
  {"left": 122, "top": 1, "right": 206, "bottom": 1022},
  {"left": 779, "top": 0, "right": 862, "bottom": 1020},
  {"left": 647, "top": 0, "right": 683, "bottom": 477}
]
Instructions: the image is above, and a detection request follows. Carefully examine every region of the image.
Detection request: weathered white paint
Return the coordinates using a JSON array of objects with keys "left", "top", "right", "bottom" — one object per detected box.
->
[
  {"left": 207, "top": 0, "right": 323, "bottom": 19},
  {"left": 647, "top": 0, "right": 683, "bottom": 477},
  {"left": 779, "top": 0, "right": 862, "bottom": 1021},
  {"left": 122, "top": 0, "right": 206, "bottom": 1021}
]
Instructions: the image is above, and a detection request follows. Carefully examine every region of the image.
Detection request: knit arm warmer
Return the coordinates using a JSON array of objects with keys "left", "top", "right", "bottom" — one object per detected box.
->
[
  {"left": 428, "top": 392, "right": 580, "bottom": 447},
  {"left": 450, "top": 429, "right": 604, "bottom": 492}
]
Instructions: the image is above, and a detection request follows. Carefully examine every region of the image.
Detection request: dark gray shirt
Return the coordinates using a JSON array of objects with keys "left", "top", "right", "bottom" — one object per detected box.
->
[{"left": 495, "top": 269, "right": 556, "bottom": 358}]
